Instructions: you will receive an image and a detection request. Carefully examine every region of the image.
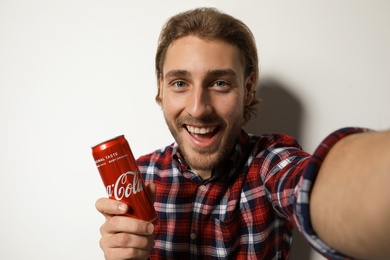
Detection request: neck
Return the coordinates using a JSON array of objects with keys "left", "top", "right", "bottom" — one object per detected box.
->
[{"left": 193, "top": 169, "right": 212, "bottom": 180}]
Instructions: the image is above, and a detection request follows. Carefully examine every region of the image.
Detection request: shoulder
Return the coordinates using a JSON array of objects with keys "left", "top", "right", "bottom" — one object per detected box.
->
[
  {"left": 245, "top": 133, "right": 310, "bottom": 174},
  {"left": 246, "top": 131, "right": 304, "bottom": 153}
]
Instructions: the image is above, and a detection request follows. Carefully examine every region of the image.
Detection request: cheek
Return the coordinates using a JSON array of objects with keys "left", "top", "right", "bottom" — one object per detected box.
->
[
  {"left": 214, "top": 97, "right": 245, "bottom": 123},
  {"left": 162, "top": 95, "right": 182, "bottom": 119}
]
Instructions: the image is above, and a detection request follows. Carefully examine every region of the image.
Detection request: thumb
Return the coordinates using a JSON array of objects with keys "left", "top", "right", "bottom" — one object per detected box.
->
[{"left": 146, "top": 183, "right": 157, "bottom": 204}]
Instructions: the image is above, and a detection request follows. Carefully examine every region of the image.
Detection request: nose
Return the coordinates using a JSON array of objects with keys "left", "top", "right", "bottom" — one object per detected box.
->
[{"left": 186, "top": 85, "right": 213, "bottom": 119}]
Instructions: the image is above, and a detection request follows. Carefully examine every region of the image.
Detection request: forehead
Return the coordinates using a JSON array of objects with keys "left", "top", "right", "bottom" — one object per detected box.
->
[{"left": 162, "top": 35, "right": 245, "bottom": 77}]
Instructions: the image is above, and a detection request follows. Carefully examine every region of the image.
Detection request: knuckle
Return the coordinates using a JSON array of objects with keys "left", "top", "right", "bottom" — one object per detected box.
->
[
  {"left": 95, "top": 197, "right": 106, "bottom": 212},
  {"left": 100, "top": 216, "right": 116, "bottom": 235},
  {"left": 103, "top": 248, "right": 117, "bottom": 260},
  {"left": 115, "top": 232, "right": 131, "bottom": 247},
  {"left": 105, "top": 215, "right": 120, "bottom": 230},
  {"left": 99, "top": 223, "right": 106, "bottom": 235},
  {"left": 99, "top": 237, "right": 105, "bottom": 250},
  {"left": 124, "top": 247, "right": 138, "bottom": 259}
]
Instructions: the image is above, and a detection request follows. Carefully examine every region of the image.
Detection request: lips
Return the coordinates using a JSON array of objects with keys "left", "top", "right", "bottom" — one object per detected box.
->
[{"left": 184, "top": 124, "right": 220, "bottom": 148}]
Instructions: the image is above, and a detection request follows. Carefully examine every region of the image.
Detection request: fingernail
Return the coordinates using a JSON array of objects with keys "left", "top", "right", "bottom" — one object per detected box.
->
[
  {"left": 146, "top": 223, "right": 154, "bottom": 234},
  {"left": 118, "top": 203, "right": 127, "bottom": 213}
]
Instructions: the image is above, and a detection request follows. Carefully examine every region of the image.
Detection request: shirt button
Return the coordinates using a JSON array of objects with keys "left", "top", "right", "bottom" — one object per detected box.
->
[
  {"left": 199, "top": 185, "right": 206, "bottom": 192},
  {"left": 190, "top": 233, "right": 197, "bottom": 240}
]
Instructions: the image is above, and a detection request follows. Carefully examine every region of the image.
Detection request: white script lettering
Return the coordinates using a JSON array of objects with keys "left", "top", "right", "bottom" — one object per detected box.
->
[{"left": 106, "top": 171, "right": 144, "bottom": 200}]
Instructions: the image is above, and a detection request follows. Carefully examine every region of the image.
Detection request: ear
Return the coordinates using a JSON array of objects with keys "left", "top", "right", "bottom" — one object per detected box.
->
[
  {"left": 156, "top": 75, "right": 164, "bottom": 106},
  {"left": 244, "top": 73, "right": 255, "bottom": 106}
]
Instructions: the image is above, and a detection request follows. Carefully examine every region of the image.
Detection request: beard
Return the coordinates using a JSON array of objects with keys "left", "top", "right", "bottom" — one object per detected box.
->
[{"left": 165, "top": 113, "right": 242, "bottom": 172}]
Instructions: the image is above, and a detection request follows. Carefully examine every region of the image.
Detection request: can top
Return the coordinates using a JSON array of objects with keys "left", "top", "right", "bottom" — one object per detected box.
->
[{"left": 91, "top": 135, "right": 125, "bottom": 150}]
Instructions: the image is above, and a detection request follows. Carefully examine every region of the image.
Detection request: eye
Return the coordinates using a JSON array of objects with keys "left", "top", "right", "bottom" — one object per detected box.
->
[
  {"left": 214, "top": 81, "right": 227, "bottom": 87},
  {"left": 212, "top": 81, "right": 231, "bottom": 90},
  {"left": 173, "top": 80, "right": 187, "bottom": 88}
]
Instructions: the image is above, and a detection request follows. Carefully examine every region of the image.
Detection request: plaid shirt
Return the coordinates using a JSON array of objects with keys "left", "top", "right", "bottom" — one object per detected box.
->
[{"left": 137, "top": 128, "right": 365, "bottom": 259}]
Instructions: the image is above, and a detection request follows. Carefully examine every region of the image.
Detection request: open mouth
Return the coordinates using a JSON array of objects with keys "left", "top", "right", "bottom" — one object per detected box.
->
[
  {"left": 186, "top": 125, "right": 218, "bottom": 135},
  {"left": 185, "top": 124, "right": 220, "bottom": 141},
  {"left": 183, "top": 124, "right": 221, "bottom": 149}
]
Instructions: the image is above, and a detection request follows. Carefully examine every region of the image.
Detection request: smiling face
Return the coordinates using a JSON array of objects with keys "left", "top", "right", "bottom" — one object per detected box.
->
[{"left": 158, "top": 35, "right": 254, "bottom": 178}]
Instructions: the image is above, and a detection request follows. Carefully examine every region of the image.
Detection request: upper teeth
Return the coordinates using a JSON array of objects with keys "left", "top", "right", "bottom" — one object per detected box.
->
[{"left": 187, "top": 125, "right": 216, "bottom": 134}]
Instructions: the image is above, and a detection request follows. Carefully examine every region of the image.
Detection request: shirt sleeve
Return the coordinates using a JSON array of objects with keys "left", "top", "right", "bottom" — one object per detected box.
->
[{"left": 294, "top": 127, "right": 370, "bottom": 260}]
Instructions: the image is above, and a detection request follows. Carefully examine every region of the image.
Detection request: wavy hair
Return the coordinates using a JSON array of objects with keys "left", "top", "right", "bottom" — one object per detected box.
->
[{"left": 155, "top": 7, "right": 261, "bottom": 124}]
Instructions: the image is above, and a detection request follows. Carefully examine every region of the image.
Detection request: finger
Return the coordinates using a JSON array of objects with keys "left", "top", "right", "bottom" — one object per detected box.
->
[
  {"left": 101, "top": 215, "right": 155, "bottom": 236},
  {"left": 96, "top": 198, "right": 128, "bottom": 217},
  {"left": 103, "top": 246, "right": 151, "bottom": 260},
  {"left": 100, "top": 232, "right": 155, "bottom": 251}
]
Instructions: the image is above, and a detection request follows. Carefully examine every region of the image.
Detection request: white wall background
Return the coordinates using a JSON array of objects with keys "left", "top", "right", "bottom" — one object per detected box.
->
[{"left": 1, "top": 1, "right": 389, "bottom": 259}]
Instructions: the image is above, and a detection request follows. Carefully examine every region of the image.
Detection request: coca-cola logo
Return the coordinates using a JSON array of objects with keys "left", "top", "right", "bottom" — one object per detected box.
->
[{"left": 106, "top": 171, "right": 144, "bottom": 200}]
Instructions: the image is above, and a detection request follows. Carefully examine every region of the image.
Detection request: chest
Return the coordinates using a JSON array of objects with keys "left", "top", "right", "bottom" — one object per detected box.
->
[{"left": 154, "top": 168, "right": 286, "bottom": 238}]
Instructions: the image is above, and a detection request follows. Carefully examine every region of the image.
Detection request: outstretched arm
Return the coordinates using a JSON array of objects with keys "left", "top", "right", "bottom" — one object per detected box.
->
[{"left": 310, "top": 130, "right": 390, "bottom": 259}]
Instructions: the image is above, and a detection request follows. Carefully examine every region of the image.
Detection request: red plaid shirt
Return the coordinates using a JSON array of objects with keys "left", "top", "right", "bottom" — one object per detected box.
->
[{"left": 137, "top": 128, "right": 365, "bottom": 259}]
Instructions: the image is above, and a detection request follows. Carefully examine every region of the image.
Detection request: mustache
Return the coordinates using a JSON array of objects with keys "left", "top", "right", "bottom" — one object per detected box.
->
[{"left": 176, "top": 115, "right": 224, "bottom": 126}]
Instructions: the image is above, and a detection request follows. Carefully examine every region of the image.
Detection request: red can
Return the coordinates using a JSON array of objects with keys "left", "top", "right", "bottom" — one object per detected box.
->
[{"left": 92, "top": 135, "right": 157, "bottom": 224}]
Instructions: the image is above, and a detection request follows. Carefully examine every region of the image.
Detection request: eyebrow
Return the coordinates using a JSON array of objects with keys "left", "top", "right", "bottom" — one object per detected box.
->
[
  {"left": 163, "top": 69, "right": 237, "bottom": 79},
  {"left": 207, "top": 69, "right": 237, "bottom": 78},
  {"left": 164, "top": 70, "right": 190, "bottom": 79}
]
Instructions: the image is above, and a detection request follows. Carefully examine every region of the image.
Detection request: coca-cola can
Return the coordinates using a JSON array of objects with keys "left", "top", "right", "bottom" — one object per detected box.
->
[{"left": 92, "top": 135, "right": 158, "bottom": 224}]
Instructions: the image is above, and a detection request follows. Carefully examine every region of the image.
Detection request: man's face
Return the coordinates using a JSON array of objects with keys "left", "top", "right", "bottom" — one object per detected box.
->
[{"left": 158, "top": 35, "right": 254, "bottom": 177}]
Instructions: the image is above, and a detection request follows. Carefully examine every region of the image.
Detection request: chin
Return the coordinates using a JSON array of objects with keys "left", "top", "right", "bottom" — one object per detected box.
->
[{"left": 184, "top": 146, "right": 228, "bottom": 170}]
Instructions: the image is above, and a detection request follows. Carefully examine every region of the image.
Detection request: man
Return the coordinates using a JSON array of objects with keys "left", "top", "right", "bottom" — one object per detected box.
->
[{"left": 96, "top": 7, "right": 390, "bottom": 259}]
